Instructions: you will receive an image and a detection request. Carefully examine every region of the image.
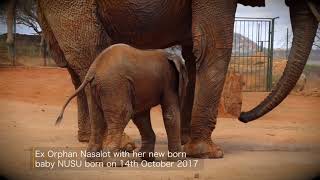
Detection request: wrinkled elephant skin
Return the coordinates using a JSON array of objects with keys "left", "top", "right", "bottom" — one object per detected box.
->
[
  {"left": 36, "top": 0, "right": 319, "bottom": 158},
  {"left": 56, "top": 44, "right": 187, "bottom": 162}
]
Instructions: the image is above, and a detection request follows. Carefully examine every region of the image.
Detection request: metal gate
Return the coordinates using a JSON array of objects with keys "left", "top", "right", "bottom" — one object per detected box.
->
[{"left": 229, "top": 17, "right": 276, "bottom": 92}]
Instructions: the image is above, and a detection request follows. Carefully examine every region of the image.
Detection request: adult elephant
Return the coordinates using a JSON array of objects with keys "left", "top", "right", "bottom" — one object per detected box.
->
[{"left": 36, "top": 0, "right": 319, "bottom": 158}]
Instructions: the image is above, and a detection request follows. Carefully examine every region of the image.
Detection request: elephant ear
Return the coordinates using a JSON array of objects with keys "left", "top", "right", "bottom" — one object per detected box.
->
[{"left": 167, "top": 53, "right": 188, "bottom": 108}]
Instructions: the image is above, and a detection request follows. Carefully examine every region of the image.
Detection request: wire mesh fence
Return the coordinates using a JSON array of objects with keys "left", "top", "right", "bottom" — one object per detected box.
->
[
  {"left": 0, "top": 18, "right": 55, "bottom": 67},
  {"left": 229, "top": 17, "right": 276, "bottom": 92}
]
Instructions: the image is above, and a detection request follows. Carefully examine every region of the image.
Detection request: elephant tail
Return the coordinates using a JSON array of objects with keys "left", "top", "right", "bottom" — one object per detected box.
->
[{"left": 55, "top": 71, "right": 95, "bottom": 126}]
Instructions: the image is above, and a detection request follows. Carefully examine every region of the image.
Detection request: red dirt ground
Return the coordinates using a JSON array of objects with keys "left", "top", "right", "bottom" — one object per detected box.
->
[
  {"left": 0, "top": 67, "right": 319, "bottom": 180},
  {"left": 0, "top": 66, "right": 73, "bottom": 105}
]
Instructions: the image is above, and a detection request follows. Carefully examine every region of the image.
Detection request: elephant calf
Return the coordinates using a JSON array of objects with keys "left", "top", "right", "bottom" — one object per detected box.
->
[{"left": 56, "top": 44, "right": 188, "bottom": 162}]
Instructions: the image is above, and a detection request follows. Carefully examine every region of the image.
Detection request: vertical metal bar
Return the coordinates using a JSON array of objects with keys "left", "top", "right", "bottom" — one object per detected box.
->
[
  {"left": 12, "top": 9, "right": 16, "bottom": 66},
  {"left": 257, "top": 23, "right": 260, "bottom": 52},
  {"left": 268, "top": 18, "right": 275, "bottom": 91},
  {"left": 263, "top": 21, "right": 267, "bottom": 91},
  {"left": 262, "top": 21, "right": 264, "bottom": 91},
  {"left": 236, "top": 21, "right": 238, "bottom": 73},
  {"left": 246, "top": 21, "right": 252, "bottom": 91},
  {"left": 258, "top": 21, "right": 262, "bottom": 91},
  {"left": 232, "top": 21, "right": 236, "bottom": 73},
  {"left": 266, "top": 21, "right": 271, "bottom": 91},
  {"left": 238, "top": 20, "right": 241, "bottom": 83},
  {"left": 250, "top": 20, "right": 254, "bottom": 92},
  {"left": 235, "top": 21, "right": 237, "bottom": 72},
  {"left": 237, "top": 21, "right": 240, "bottom": 89},
  {"left": 258, "top": 21, "right": 261, "bottom": 91},
  {"left": 255, "top": 22, "right": 260, "bottom": 91},
  {"left": 286, "top": 27, "right": 289, "bottom": 59},
  {"left": 266, "top": 19, "right": 275, "bottom": 91},
  {"left": 259, "top": 21, "right": 262, "bottom": 91},
  {"left": 242, "top": 20, "right": 245, "bottom": 90},
  {"left": 244, "top": 20, "right": 248, "bottom": 91}
]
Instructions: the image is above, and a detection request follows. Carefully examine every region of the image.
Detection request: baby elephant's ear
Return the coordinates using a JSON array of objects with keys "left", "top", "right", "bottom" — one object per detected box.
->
[{"left": 167, "top": 53, "right": 189, "bottom": 107}]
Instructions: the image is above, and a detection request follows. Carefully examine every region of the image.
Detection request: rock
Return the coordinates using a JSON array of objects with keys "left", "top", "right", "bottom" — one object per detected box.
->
[
  {"left": 293, "top": 73, "right": 307, "bottom": 92},
  {"left": 218, "top": 72, "right": 243, "bottom": 118},
  {"left": 194, "top": 173, "right": 200, "bottom": 179},
  {"left": 310, "top": 88, "right": 320, "bottom": 97},
  {"left": 294, "top": 88, "right": 320, "bottom": 97}
]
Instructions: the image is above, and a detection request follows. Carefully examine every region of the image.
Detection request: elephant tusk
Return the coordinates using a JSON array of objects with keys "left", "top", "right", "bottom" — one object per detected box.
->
[{"left": 307, "top": 1, "right": 320, "bottom": 22}]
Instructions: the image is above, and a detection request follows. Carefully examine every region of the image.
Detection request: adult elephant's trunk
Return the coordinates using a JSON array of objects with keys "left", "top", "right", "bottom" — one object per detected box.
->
[{"left": 239, "top": 1, "right": 319, "bottom": 123}]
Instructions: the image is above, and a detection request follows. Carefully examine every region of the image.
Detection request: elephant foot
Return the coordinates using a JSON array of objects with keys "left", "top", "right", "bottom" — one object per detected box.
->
[
  {"left": 181, "top": 133, "right": 191, "bottom": 145},
  {"left": 183, "top": 139, "right": 223, "bottom": 158},
  {"left": 181, "top": 128, "right": 191, "bottom": 145},
  {"left": 139, "top": 145, "right": 155, "bottom": 161},
  {"left": 78, "top": 130, "right": 91, "bottom": 142},
  {"left": 120, "top": 133, "right": 136, "bottom": 152},
  {"left": 85, "top": 144, "right": 102, "bottom": 162}
]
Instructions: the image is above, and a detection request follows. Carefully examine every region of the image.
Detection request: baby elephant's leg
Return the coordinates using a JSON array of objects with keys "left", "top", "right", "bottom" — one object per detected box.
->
[
  {"left": 103, "top": 111, "right": 131, "bottom": 151},
  {"left": 161, "top": 92, "right": 182, "bottom": 160},
  {"left": 102, "top": 100, "right": 132, "bottom": 166},
  {"left": 133, "top": 110, "right": 156, "bottom": 161}
]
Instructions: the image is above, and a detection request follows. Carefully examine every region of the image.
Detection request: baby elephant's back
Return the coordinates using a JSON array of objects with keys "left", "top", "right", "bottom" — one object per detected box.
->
[
  {"left": 98, "top": 44, "right": 170, "bottom": 75},
  {"left": 126, "top": 47, "right": 175, "bottom": 112},
  {"left": 96, "top": 44, "right": 176, "bottom": 112}
]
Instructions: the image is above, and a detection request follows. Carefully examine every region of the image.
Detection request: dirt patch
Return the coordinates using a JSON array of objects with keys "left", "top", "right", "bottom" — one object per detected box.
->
[{"left": 0, "top": 66, "right": 74, "bottom": 105}]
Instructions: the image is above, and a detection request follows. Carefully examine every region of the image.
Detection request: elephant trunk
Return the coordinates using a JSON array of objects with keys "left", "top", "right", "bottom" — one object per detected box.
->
[{"left": 239, "top": 1, "right": 319, "bottom": 123}]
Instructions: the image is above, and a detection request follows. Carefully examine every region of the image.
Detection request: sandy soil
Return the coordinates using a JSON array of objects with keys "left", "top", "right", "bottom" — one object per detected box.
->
[{"left": 0, "top": 67, "right": 319, "bottom": 180}]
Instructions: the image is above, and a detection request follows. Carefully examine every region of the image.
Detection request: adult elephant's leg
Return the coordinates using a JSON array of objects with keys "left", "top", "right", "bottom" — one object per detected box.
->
[
  {"left": 37, "top": 0, "right": 108, "bottom": 142},
  {"left": 180, "top": 45, "right": 196, "bottom": 145},
  {"left": 183, "top": 0, "right": 237, "bottom": 158},
  {"left": 67, "top": 67, "right": 91, "bottom": 142},
  {"left": 86, "top": 85, "right": 105, "bottom": 162}
]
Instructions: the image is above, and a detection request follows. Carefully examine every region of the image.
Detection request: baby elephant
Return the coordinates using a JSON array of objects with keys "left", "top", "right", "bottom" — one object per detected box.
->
[{"left": 56, "top": 44, "right": 188, "bottom": 162}]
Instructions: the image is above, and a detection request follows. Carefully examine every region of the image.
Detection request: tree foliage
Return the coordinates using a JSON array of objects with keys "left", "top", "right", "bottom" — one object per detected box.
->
[
  {"left": 0, "top": 0, "right": 40, "bottom": 34},
  {"left": 16, "top": 0, "right": 40, "bottom": 34}
]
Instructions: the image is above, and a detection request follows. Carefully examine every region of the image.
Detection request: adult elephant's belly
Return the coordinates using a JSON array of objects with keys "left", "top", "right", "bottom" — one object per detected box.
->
[{"left": 97, "top": 0, "right": 192, "bottom": 49}]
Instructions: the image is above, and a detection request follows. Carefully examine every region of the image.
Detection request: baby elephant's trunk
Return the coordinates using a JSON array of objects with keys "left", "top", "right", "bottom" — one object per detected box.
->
[{"left": 55, "top": 69, "right": 95, "bottom": 125}]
